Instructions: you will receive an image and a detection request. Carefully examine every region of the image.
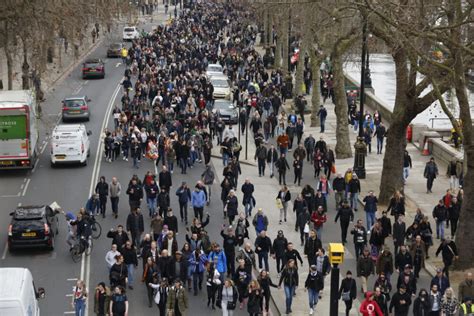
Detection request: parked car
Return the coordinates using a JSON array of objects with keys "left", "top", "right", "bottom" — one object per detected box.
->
[
  {"left": 8, "top": 205, "right": 59, "bottom": 251},
  {"left": 61, "top": 96, "right": 91, "bottom": 122},
  {"left": 123, "top": 26, "right": 140, "bottom": 41},
  {"left": 107, "top": 42, "right": 124, "bottom": 58},
  {"left": 214, "top": 99, "right": 238, "bottom": 124},
  {"left": 210, "top": 75, "right": 231, "bottom": 99},
  {"left": 82, "top": 58, "right": 105, "bottom": 79}
]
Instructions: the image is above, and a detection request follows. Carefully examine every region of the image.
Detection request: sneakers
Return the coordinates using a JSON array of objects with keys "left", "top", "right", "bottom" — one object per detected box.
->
[{"left": 310, "top": 308, "right": 314, "bottom": 315}]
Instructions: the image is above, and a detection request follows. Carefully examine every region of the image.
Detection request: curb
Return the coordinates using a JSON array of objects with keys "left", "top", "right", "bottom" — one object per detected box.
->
[{"left": 45, "top": 37, "right": 105, "bottom": 95}]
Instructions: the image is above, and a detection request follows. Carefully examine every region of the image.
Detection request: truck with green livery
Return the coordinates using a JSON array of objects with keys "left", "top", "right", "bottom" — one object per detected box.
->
[{"left": 0, "top": 90, "right": 39, "bottom": 169}]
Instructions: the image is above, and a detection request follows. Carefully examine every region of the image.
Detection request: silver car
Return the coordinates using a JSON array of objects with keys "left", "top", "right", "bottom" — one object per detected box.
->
[{"left": 61, "top": 96, "right": 91, "bottom": 122}]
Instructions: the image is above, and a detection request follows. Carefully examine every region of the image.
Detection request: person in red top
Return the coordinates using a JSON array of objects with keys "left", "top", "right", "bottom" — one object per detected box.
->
[
  {"left": 359, "top": 291, "right": 384, "bottom": 316},
  {"left": 310, "top": 206, "right": 327, "bottom": 241},
  {"left": 277, "top": 133, "right": 290, "bottom": 155}
]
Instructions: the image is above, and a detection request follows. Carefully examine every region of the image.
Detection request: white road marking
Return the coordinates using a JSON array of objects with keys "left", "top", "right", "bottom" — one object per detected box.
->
[
  {"left": 20, "top": 184, "right": 24, "bottom": 190},
  {"left": 1, "top": 242, "right": 8, "bottom": 260},
  {"left": 115, "top": 62, "right": 121, "bottom": 67},
  {"left": 31, "top": 158, "right": 40, "bottom": 173},
  {"left": 0, "top": 194, "right": 20, "bottom": 198},
  {"left": 64, "top": 312, "right": 75, "bottom": 314},
  {"left": 73, "top": 85, "right": 83, "bottom": 94},
  {"left": 65, "top": 294, "right": 73, "bottom": 297},
  {"left": 81, "top": 83, "right": 121, "bottom": 316},
  {"left": 67, "top": 278, "right": 78, "bottom": 281}
]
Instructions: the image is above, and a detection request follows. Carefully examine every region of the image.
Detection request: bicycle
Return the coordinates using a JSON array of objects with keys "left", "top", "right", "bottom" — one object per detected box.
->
[
  {"left": 70, "top": 235, "right": 93, "bottom": 263},
  {"left": 89, "top": 216, "right": 102, "bottom": 239}
]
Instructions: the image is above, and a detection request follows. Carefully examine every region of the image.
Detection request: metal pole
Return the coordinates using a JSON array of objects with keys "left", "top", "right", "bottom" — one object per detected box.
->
[
  {"left": 245, "top": 114, "right": 248, "bottom": 160},
  {"left": 353, "top": 16, "right": 368, "bottom": 179},
  {"left": 329, "top": 264, "right": 340, "bottom": 316},
  {"left": 359, "top": 20, "right": 367, "bottom": 139},
  {"left": 238, "top": 106, "right": 241, "bottom": 143}
]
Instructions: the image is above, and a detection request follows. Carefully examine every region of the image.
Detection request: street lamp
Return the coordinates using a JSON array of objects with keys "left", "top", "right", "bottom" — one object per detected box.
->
[
  {"left": 353, "top": 17, "right": 369, "bottom": 179},
  {"left": 329, "top": 243, "right": 345, "bottom": 316},
  {"left": 364, "top": 34, "right": 372, "bottom": 89}
]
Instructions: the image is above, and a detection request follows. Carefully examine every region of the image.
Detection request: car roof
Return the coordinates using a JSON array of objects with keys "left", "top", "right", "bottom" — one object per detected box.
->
[
  {"left": 12, "top": 206, "right": 47, "bottom": 220},
  {"left": 207, "top": 63, "right": 222, "bottom": 68},
  {"left": 109, "top": 43, "right": 123, "bottom": 47},
  {"left": 0, "top": 268, "right": 30, "bottom": 298},
  {"left": 214, "top": 99, "right": 233, "bottom": 107},
  {"left": 84, "top": 58, "right": 102, "bottom": 64},
  {"left": 53, "top": 124, "right": 86, "bottom": 133},
  {"left": 63, "top": 96, "right": 87, "bottom": 101}
]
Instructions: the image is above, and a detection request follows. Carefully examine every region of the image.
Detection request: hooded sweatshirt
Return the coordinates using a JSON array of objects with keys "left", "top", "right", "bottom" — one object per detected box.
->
[{"left": 359, "top": 291, "right": 384, "bottom": 316}]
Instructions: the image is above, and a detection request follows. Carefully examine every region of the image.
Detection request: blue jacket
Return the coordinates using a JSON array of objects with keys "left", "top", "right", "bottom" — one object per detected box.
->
[
  {"left": 191, "top": 190, "right": 206, "bottom": 208},
  {"left": 85, "top": 197, "right": 99, "bottom": 214},
  {"left": 188, "top": 253, "right": 208, "bottom": 274},
  {"left": 208, "top": 250, "right": 227, "bottom": 274}
]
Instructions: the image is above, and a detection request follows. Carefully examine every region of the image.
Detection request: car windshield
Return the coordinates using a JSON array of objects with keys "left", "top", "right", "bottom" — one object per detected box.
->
[
  {"left": 214, "top": 101, "right": 233, "bottom": 111},
  {"left": 64, "top": 99, "right": 85, "bottom": 108},
  {"left": 207, "top": 66, "right": 222, "bottom": 72},
  {"left": 109, "top": 44, "right": 121, "bottom": 49},
  {"left": 124, "top": 27, "right": 135, "bottom": 32},
  {"left": 85, "top": 62, "right": 101, "bottom": 67},
  {"left": 212, "top": 79, "right": 229, "bottom": 88}
]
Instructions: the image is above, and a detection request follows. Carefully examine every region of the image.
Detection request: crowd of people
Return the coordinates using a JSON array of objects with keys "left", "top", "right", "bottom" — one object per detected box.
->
[{"left": 64, "top": 1, "right": 473, "bottom": 316}]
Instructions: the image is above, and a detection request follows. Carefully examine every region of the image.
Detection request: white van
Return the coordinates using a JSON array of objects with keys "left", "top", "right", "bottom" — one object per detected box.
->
[
  {"left": 50, "top": 124, "right": 91, "bottom": 167},
  {"left": 0, "top": 268, "right": 45, "bottom": 316},
  {"left": 123, "top": 26, "right": 140, "bottom": 41}
]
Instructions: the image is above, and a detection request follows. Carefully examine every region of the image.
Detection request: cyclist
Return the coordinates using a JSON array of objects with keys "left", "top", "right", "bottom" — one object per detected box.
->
[
  {"left": 65, "top": 212, "right": 78, "bottom": 250},
  {"left": 76, "top": 211, "right": 93, "bottom": 250}
]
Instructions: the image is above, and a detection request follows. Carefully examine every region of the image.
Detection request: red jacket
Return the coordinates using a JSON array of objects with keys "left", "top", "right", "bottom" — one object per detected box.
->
[
  {"left": 359, "top": 292, "right": 384, "bottom": 316},
  {"left": 311, "top": 211, "right": 327, "bottom": 228}
]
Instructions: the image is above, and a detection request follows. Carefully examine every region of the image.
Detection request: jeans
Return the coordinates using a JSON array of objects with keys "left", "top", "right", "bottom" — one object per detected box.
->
[
  {"left": 403, "top": 167, "right": 410, "bottom": 181},
  {"left": 366, "top": 211, "right": 376, "bottom": 230},
  {"left": 268, "top": 162, "right": 275, "bottom": 176},
  {"left": 257, "top": 251, "right": 269, "bottom": 271},
  {"left": 335, "top": 191, "right": 344, "bottom": 208},
  {"left": 316, "top": 226, "right": 323, "bottom": 242},
  {"left": 133, "top": 156, "right": 140, "bottom": 168},
  {"left": 244, "top": 203, "right": 253, "bottom": 217},
  {"left": 222, "top": 153, "right": 229, "bottom": 166},
  {"left": 284, "top": 285, "right": 296, "bottom": 312},
  {"left": 320, "top": 118, "right": 326, "bottom": 133},
  {"left": 190, "top": 150, "right": 198, "bottom": 166},
  {"left": 427, "top": 176, "right": 435, "bottom": 191},
  {"left": 257, "top": 159, "right": 265, "bottom": 175},
  {"left": 146, "top": 197, "right": 157, "bottom": 216},
  {"left": 377, "top": 137, "right": 384, "bottom": 153},
  {"left": 354, "top": 243, "right": 365, "bottom": 259},
  {"left": 168, "top": 161, "right": 174, "bottom": 173},
  {"left": 110, "top": 196, "right": 119, "bottom": 215},
  {"left": 192, "top": 272, "right": 203, "bottom": 294},
  {"left": 179, "top": 202, "right": 188, "bottom": 222},
  {"left": 280, "top": 202, "right": 288, "bottom": 221},
  {"left": 127, "top": 263, "right": 135, "bottom": 286},
  {"left": 436, "top": 220, "right": 445, "bottom": 239},
  {"left": 74, "top": 299, "right": 86, "bottom": 316},
  {"left": 99, "top": 196, "right": 107, "bottom": 216},
  {"left": 179, "top": 157, "right": 187, "bottom": 174},
  {"left": 350, "top": 192, "right": 359, "bottom": 211},
  {"left": 193, "top": 206, "right": 203, "bottom": 221},
  {"left": 308, "top": 288, "right": 319, "bottom": 308}
]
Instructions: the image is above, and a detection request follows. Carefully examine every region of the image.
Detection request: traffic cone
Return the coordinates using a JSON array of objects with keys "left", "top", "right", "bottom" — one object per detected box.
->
[{"left": 422, "top": 140, "right": 430, "bottom": 156}]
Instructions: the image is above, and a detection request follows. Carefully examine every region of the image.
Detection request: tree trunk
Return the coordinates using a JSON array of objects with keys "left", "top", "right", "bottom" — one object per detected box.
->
[
  {"left": 378, "top": 119, "right": 409, "bottom": 202},
  {"left": 21, "top": 42, "right": 30, "bottom": 90},
  {"left": 281, "top": 9, "right": 289, "bottom": 73},
  {"left": 274, "top": 9, "right": 282, "bottom": 69},
  {"left": 294, "top": 41, "right": 306, "bottom": 97},
  {"left": 262, "top": 6, "right": 268, "bottom": 46},
  {"left": 332, "top": 55, "right": 352, "bottom": 158},
  {"left": 451, "top": 0, "right": 474, "bottom": 269}
]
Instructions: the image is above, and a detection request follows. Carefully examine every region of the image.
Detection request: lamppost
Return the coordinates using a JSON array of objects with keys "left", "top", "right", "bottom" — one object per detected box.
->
[
  {"left": 353, "top": 17, "right": 369, "bottom": 179},
  {"left": 287, "top": 8, "right": 292, "bottom": 73}
]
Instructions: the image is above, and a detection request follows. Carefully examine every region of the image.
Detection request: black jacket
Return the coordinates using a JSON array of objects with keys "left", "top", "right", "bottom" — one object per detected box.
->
[
  {"left": 395, "top": 251, "right": 413, "bottom": 271},
  {"left": 389, "top": 291, "right": 412, "bottom": 315},
  {"left": 335, "top": 206, "right": 354, "bottom": 224},
  {"left": 95, "top": 181, "right": 109, "bottom": 197},
  {"left": 255, "top": 236, "right": 273, "bottom": 254},
  {"left": 266, "top": 148, "right": 278, "bottom": 163},
  {"left": 159, "top": 171, "right": 172, "bottom": 189},
  {"left": 272, "top": 236, "right": 288, "bottom": 257},
  {"left": 393, "top": 221, "right": 407, "bottom": 247},
  {"left": 126, "top": 212, "right": 144, "bottom": 233},
  {"left": 126, "top": 183, "right": 143, "bottom": 201},
  {"left": 432, "top": 204, "right": 447, "bottom": 222},
  {"left": 278, "top": 267, "right": 299, "bottom": 287},
  {"left": 339, "top": 277, "right": 357, "bottom": 300},
  {"left": 304, "top": 237, "right": 322, "bottom": 259},
  {"left": 351, "top": 226, "right": 367, "bottom": 245},
  {"left": 106, "top": 230, "right": 129, "bottom": 250},
  {"left": 275, "top": 157, "right": 290, "bottom": 171},
  {"left": 304, "top": 271, "right": 324, "bottom": 291},
  {"left": 332, "top": 177, "right": 345, "bottom": 192}
]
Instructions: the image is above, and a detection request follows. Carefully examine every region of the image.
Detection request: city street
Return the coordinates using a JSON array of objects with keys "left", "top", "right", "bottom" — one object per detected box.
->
[{"left": 0, "top": 3, "right": 464, "bottom": 316}]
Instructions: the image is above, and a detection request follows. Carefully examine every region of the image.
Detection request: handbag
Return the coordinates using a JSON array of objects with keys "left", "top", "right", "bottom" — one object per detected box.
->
[
  {"left": 341, "top": 291, "right": 351, "bottom": 301},
  {"left": 227, "top": 301, "right": 236, "bottom": 310}
]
